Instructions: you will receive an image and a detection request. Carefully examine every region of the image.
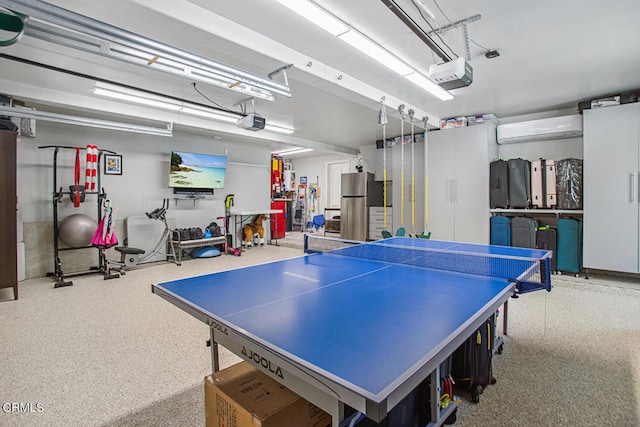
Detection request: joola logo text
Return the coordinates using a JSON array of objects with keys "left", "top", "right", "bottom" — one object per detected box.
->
[
  {"left": 241, "top": 346, "right": 284, "bottom": 379},
  {"left": 210, "top": 320, "right": 228, "bottom": 335}
]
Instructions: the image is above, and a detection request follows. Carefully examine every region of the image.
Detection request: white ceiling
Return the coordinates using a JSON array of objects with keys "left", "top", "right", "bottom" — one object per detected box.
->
[{"left": 1, "top": 0, "right": 640, "bottom": 158}]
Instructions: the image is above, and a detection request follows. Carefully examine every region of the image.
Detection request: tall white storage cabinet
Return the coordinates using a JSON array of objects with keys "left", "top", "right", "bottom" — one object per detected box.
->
[
  {"left": 427, "top": 123, "right": 498, "bottom": 243},
  {"left": 583, "top": 103, "right": 640, "bottom": 273}
]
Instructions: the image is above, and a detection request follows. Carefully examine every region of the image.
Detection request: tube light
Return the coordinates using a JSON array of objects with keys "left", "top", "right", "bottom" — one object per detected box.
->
[
  {"left": 338, "top": 30, "right": 414, "bottom": 76},
  {"left": 6, "top": 0, "right": 291, "bottom": 101},
  {"left": 179, "top": 107, "right": 239, "bottom": 123},
  {"left": 265, "top": 123, "right": 295, "bottom": 134},
  {"left": 271, "top": 147, "right": 313, "bottom": 156},
  {"left": 94, "top": 83, "right": 240, "bottom": 122},
  {"left": 412, "top": 0, "right": 437, "bottom": 20},
  {"left": 93, "top": 87, "right": 182, "bottom": 111},
  {"left": 404, "top": 72, "right": 453, "bottom": 101},
  {"left": 0, "top": 104, "right": 173, "bottom": 136},
  {"left": 274, "top": 0, "right": 348, "bottom": 36},
  {"left": 93, "top": 83, "right": 295, "bottom": 132},
  {"left": 275, "top": 0, "right": 453, "bottom": 101}
]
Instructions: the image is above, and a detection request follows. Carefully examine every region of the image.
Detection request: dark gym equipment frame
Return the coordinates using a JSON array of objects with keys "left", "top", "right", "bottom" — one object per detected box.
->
[{"left": 38, "top": 145, "right": 116, "bottom": 288}]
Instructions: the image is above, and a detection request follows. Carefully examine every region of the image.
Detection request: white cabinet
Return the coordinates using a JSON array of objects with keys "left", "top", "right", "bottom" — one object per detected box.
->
[
  {"left": 583, "top": 103, "right": 640, "bottom": 273},
  {"left": 369, "top": 207, "right": 393, "bottom": 240},
  {"left": 427, "top": 123, "right": 498, "bottom": 243}
]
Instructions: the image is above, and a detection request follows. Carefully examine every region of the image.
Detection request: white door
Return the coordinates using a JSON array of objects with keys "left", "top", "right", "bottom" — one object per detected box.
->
[
  {"left": 427, "top": 130, "right": 456, "bottom": 240},
  {"left": 454, "top": 125, "right": 491, "bottom": 244},
  {"left": 327, "top": 161, "right": 349, "bottom": 208},
  {"left": 584, "top": 103, "right": 639, "bottom": 273}
]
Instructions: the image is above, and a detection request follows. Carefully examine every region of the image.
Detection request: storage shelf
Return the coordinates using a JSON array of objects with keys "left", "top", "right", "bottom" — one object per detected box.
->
[
  {"left": 490, "top": 209, "right": 583, "bottom": 215},
  {"left": 324, "top": 207, "right": 341, "bottom": 236},
  {"left": 173, "top": 196, "right": 205, "bottom": 206},
  {"left": 171, "top": 235, "right": 226, "bottom": 263}
]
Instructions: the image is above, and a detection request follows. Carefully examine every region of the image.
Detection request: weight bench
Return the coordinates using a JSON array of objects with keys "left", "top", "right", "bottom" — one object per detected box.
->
[{"left": 115, "top": 246, "right": 146, "bottom": 267}]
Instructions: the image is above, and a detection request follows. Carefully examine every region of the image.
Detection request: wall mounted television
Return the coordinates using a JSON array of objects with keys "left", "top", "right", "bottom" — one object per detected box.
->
[{"left": 169, "top": 151, "right": 227, "bottom": 193}]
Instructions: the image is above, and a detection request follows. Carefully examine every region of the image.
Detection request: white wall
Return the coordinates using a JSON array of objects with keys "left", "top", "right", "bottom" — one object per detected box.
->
[
  {"left": 291, "top": 153, "right": 352, "bottom": 216},
  {"left": 18, "top": 121, "right": 272, "bottom": 227},
  {"left": 497, "top": 137, "right": 583, "bottom": 161},
  {"left": 17, "top": 121, "right": 273, "bottom": 278}
]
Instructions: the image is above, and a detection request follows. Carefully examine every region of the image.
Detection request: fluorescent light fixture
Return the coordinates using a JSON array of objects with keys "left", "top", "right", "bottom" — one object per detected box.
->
[
  {"left": 94, "top": 83, "right": 240, "bottom": 122},
  {"left": 338, "top": 30, "right": 414, "bottom": 76},
  {"left": 8, "top": 0, "right": 291, "bottom": 101},
  {"left": 265, "top": 123, "right": 295, "bottom": 134},
  {"left": 179, "top": 106, "right": 238, "bottom": 123},
  {"left": 275, "top": 0, "right": 453, "bottom": 101},
  {"left": 93, "top": 87, "right": 181, "bottom": 111},
  {"left": 412, "top": 0, "right": 437, "bottom": 20},
  {"left": 404, "top": 73, "right": 453, "bottom": 101},
  {"left": 0, "top": 104, "right": 173, "bottom": 136},
  {"left": 275, "top": 0, "right": 348, "bottom": 36},
  {"left": 271, "top": 147, "right": 313, "bottom": 156},
  {"left": 93, "top": 83, "right": 294, "bottom": 132}
]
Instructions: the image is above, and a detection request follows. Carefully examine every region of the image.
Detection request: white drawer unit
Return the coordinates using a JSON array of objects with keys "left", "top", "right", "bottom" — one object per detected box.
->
[{"left": 369, "top": 207, "right": 393, "bottom": 240}]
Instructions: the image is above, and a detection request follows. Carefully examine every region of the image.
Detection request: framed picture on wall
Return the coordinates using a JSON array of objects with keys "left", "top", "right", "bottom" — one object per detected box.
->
[{"left": 104, "top": 154, "right": 122, "bottom": 175}]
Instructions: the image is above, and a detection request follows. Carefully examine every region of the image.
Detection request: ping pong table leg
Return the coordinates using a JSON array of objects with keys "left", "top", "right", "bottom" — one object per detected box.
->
[
  {"left": 430, "top": 365, "right": 440, "bottom": 423},
  {"left": 210, "top": 327, "right": 220, "bottom": 372},
  {"left": 503, "top": 300, "right": 509, "bottom": 335},
  {"left": 331, "top": 402, "right": 344, "bottom": 427}
]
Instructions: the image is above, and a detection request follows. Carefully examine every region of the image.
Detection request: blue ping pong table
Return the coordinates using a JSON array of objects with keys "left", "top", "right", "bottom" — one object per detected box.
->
[{"left": 152, "top": 236, "right": 551, "bottom": 426}]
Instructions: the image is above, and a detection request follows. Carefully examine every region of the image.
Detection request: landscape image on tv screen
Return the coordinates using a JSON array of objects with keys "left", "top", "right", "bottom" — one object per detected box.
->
[{"left": 169, "top": 151, "right": 227, "bottom": 189}]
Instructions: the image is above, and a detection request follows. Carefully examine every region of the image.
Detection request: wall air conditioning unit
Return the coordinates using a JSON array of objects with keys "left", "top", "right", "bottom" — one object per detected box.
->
[{"left": 496, "top": 115, "right": 583, "bottom": 144}]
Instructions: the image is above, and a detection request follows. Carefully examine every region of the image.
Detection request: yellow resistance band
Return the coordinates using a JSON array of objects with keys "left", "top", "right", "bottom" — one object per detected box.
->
[
  {"left": 401, "top": 155, "right": 405, "bottom": 226},
  {"left": 425, "top": 175, "right": 429, "bottom": 229},
  {"left": 383, "top": 169, "right": 387, "bottom": 229},
  {"left": 411, "top": 172, "right": 415, "bottom": 229}
]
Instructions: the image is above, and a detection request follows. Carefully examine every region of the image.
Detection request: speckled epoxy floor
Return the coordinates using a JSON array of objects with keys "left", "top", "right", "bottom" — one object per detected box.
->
[{"left": 1, "top": 245, "right": 639, "bottom": 427}]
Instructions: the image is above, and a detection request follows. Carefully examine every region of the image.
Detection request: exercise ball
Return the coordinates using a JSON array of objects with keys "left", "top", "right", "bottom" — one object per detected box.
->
[{"left": 58, "top": 213, "right": 98, "bottom": 248}]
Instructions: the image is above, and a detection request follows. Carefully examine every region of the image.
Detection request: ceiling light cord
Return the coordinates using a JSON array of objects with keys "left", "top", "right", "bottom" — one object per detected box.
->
[
  {"left": 381, "top": 0, "right": 451, "bottom": 63},
  {"left": 192, "top": 82, "right": 242, "bottom": 116},
  {"left": 409, "top": 0, "right": 459, "bottom": 59},
  {"left": 0, "top": 53, "right": 242, "bottom": 117}
]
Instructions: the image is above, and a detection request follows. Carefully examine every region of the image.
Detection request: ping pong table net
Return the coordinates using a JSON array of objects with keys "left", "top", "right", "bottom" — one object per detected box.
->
[{"left": 304, "top": 235, "right": 552, "bottom": 294}]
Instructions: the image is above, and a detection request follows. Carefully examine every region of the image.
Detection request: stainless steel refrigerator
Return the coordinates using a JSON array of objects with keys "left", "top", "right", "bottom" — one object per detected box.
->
[{"left": 340, "top": 172, "right": 373, "bottom": 241}]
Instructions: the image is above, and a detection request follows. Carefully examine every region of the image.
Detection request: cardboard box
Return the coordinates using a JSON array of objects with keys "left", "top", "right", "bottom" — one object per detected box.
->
[{"left": 204, "top": 362, "right": 331, "bottom": 427}]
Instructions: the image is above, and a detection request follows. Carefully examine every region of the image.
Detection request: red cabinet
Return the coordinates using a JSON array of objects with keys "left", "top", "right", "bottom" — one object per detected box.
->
[{"left": 270, "top": 200, "right": 287, "bottom": 239}]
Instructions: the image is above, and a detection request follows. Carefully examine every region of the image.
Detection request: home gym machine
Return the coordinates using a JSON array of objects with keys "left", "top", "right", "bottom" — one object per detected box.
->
[
  {"left": 101, "top": 198, "right": 179, "bottom": 280},
  {"left": 39, "top": 144, "right": 116, "bottom": 288}
]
